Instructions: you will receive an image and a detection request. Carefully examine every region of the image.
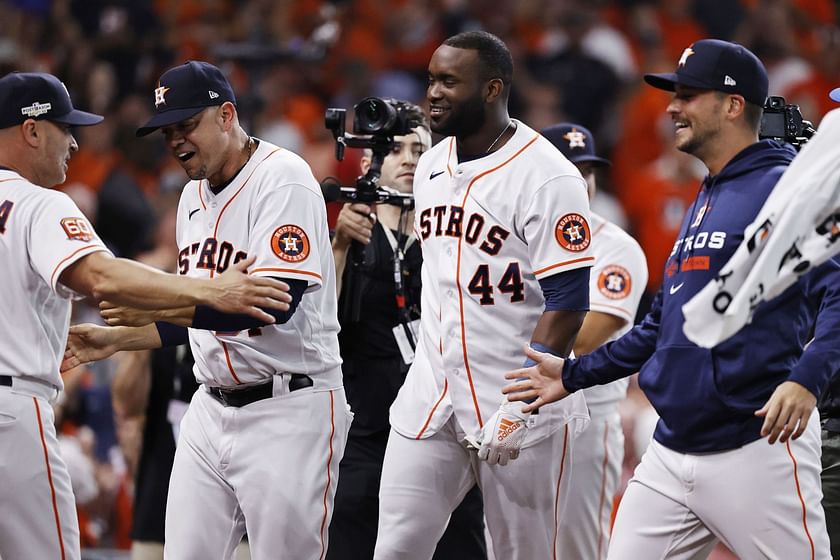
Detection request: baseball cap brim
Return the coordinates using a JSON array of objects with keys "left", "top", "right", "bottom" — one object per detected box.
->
[
  {"left": 644, "top": 72, "right": 713, "bottom": 93},
  {"left": 570, "top": 154, "right": 611, "bottom": 167},
  {"left": 50, "top": 108, "right": 104, "bottom": 127},
  {"left": 136, "top": 106, "right": 205, "bottom": 137},
  {"left": 830, "top": 87, "right": 840, "bottom": 103}
]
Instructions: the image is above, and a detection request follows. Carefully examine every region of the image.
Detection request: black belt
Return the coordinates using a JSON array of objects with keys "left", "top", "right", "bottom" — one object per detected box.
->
[
  {"left": 0, "top": 375, "right": 12, "bottom": 387},
  {"left": 208, "top": 374, "right": 313, "bottom": 407}
]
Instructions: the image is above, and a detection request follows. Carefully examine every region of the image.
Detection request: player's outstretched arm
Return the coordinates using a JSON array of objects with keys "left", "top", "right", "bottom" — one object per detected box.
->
[
  {"left": 503, "top": 345, "right": 571, "bottom": 413},
  {"left": 99, "top": 301, "right": 195, "bottom": 328},
  {"left": 754, "top": 381, "right": 817, "bottom": 444},
  {"left": 60, "top": 253, "right": 291, "bottom": 323},
  {"left": 61, "top": 323, "right": 161, "bottom": 372}
]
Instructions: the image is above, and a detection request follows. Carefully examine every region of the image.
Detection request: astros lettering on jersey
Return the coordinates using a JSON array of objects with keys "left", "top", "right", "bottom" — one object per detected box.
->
[
  {"left": 174, "top": 139, "right": 341, "bottom": 388},
  {"left": 390, "top": 120, "right": 591, "bottom": 444}
]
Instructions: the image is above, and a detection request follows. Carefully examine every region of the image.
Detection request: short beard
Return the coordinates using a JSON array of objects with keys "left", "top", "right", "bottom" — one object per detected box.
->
[{"left": 432, "top": 96, "right": 486, "bottom": 140}]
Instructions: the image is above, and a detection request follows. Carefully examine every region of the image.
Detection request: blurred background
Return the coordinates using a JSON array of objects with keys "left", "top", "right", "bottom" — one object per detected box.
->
[{"left": 4, "top": 0, "right": 836, "bottom": 557}]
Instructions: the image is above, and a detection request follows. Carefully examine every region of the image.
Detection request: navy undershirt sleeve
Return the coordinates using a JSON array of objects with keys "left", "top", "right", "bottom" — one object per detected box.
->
[
  {"left": 155, "top": 321, "right": 189, "bottom": 347},
  {"left": 538, "top": 267, "right": 590, "bottom": 312},
  {"left": 192, "top": 277, "right": 308, "bottom": 332}
]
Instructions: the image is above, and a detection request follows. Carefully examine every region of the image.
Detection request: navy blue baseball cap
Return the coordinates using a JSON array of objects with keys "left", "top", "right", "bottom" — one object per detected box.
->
[
  {"left": 136, "top": 61, "right": 236, "bottom": 137},
  {"left": 541, "top": 123, "right": 611, "bottom": 167},
  {"left": 0, "top": 72, "right": 103, "bottom": 129},
  {"left": 644, "top": 39, "right": 768, "bottom": 107}
]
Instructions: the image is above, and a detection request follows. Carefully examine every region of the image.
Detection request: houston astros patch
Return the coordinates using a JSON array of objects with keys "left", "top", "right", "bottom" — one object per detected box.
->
[
  {"left": 598, "top": 265, "right": 632, "bottom": 300},
  {"left": 271, "top": 224, "right": 310, "bottom": 262},
  {"left": 555, "top": 213, "right": 591, "bottom": 252}
]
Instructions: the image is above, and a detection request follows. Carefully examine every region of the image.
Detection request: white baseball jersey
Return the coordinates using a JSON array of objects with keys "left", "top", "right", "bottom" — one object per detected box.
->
[
  {"left": 390, "top": 120, "right": 591, "bottom": 443},
  {"left": 174, "top": 139, "right": 341, "bottom": 388},
  {"left": 557, "top": 213, "right": 647, "bottom": 560},
  {"left": 0, "top": 168, "right": 109, "bottom": 560},
  {"left": 0, "top": 169, "right": 110, "bottom": 389},
  {"left": 582, "top": 212, "right": 648, "bottom": 410}
]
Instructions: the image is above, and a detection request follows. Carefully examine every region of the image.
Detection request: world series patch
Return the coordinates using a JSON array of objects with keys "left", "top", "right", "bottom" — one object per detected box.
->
[
  {"left": 271, "top": 224, "right": 310, "bottom": 263},
  {"left": 598, "top": 265, "right": 632, "bottom": 300},
  {"left": 555, "top": 213, "right": 591, "bottom": 252}
]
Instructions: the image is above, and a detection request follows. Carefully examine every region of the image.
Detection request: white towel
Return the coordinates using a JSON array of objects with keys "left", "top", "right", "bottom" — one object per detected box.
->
[{"left": 682, "top": 109, "right": 840, "bottom": 348}]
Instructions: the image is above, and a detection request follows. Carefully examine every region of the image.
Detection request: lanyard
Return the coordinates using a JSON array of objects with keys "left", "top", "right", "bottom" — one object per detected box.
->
[{"left": 380, "top": 210, "right": 417, "bottom": 348}]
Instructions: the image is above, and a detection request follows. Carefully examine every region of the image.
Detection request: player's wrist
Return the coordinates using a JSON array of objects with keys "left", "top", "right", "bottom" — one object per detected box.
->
[{"left": 498, "top": 397, "right": 531, "bottom": 421}]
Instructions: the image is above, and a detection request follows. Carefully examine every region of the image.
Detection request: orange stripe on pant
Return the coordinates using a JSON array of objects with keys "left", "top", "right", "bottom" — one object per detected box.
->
[
  {"left": 786, "top": 439, "right": 816, "bottom": 560},
  {"left": 34, "top": 397, "right": 67, "bottom": 560},
  {"left": 597, "top": 419, "right": 611, "bottom": 560},
  {"left": 318, "top": 391, "right": 337, "bottom": 560},
  {"left": 552, "top": 425, "right": 570, "bottom": 560}
]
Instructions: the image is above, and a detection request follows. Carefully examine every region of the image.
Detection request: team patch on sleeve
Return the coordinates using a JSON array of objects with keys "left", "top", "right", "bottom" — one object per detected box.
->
[
  {"left": 60, "top": 217, "right": 95, "bottom": 242},
  {"left": 554, "top": 213, "right": 591, "bottom": 252},
  {"left": 597, "top": 265, "right": 632, "bottom": 300},
  {"left": 270, "top": 224, "right": 310, "bottom": 262}
]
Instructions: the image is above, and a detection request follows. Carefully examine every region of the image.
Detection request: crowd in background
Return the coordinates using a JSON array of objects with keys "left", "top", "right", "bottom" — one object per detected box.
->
[{"left": 3, "top": 0, "right": 838, "bottom": 554}]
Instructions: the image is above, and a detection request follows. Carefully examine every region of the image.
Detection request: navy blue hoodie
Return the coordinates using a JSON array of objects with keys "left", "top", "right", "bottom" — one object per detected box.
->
[{"left": 564, "top": 140, "right": 840, "bottom": 453}]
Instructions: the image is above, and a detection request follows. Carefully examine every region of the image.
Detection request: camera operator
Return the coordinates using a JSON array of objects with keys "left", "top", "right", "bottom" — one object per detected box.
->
[
  {"left": 504, "top": 39, "right": 840, "bottom": 558},
  {"left": 327, "top": 99, "right": 486, "bottom": 560}
]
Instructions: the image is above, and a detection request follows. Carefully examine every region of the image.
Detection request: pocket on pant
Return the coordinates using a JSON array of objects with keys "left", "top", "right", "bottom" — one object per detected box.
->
[{"left": 0, "top": 411, "right": 18, "bottom": 428}]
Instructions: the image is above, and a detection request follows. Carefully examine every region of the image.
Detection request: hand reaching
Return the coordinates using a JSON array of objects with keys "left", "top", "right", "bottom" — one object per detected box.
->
[
  {"left": 62, "top": 324, "right": 123, "bottom": 372},
  {"left": 502, "top": 344, "right": 570, "bottom": 413},
  {"left": 100, "top": 301, "right": 159, "bottom": 327}
]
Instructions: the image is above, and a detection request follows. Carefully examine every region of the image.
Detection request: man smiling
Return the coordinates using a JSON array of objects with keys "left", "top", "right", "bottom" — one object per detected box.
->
[
  {"left": 504, "top": 39, "right": 840, "bottom": 559},
  {"left": 374, "top": 31, "right": 593, "bottom": 560}
]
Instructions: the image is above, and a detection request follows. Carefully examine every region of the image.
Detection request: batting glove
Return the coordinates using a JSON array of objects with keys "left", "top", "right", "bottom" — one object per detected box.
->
[{"left": 475, "top": 399, "right": 531, "bottom": 466}]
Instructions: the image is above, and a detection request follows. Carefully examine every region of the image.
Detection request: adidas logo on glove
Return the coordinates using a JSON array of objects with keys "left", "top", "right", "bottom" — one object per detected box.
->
[{"left": 496, "top": 417, "right": 521, "bottom": 441}]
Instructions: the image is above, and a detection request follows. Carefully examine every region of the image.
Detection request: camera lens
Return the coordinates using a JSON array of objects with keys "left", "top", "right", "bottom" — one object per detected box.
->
[{"left": 354, "top": 97, "right": 397, "bottom": 135}]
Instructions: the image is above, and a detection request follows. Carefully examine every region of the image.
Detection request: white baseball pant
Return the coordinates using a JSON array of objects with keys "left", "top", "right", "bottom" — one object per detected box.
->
[
  {"left": 556, "top": 408, "right": 623, "bottom": 560},
  {"left": 608, "top": 413, "right": 829, "bottom": 559},
  {"left": 374, "top": 415, "right": 576, "bottom": 560},
  {"left": 164, "top": 380, "right": 352, "bottom": 560},
  {"left": 0, "top": 380, "right": 80, "bottom": 560}
]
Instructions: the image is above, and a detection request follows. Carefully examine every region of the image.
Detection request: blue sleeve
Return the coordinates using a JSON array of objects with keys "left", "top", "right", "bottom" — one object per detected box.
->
[
  {"left": 155, "top": 321, "right": 189, "bottom": 347},
  {"left": 192, "top": 278, "right": 308, "bottom": 332},
  {"left": 788, "top": 259, "right": 840, "bottom": 397},
  {"left": 563, "top": 286, "right": 663, "bottom": 392},
  {"left": 539, "top": 267, "right": 590, "bottom": 312}
]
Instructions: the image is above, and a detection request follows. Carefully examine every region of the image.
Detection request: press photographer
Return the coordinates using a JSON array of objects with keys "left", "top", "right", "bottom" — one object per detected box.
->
[{"left": 326, "top": 98, "right": 487, "bottom": 559}]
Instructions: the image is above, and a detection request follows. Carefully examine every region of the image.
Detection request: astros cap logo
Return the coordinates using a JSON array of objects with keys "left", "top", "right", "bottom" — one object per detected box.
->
[
  {"left": 154, "top": 85, "right": 170, "bottom": 108},
  {"left": 598, "top": 265, "right": 632, "bottom": 300},
  {"left": 271, "top": 224, "right": 310, "bottom": 263},
  {"left": 678, "top": 46, "right": 695, "bottom": 67},
  {"left": 555, "top": 213, "right": 591, "bottom": 252},
  {"left": 563, "top": 129, "right": 586, "bottom": 149}
]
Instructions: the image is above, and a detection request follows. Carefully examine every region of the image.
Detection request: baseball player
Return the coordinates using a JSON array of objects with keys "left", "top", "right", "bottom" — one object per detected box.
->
[
  {"left": 63, "top": 61, "right": 351, "bottom": 559},
  {"left": 374, "top": 32, "right": 592, "bottom": 560},
  {"left": 328, "top": 99, "right": 486, "bottom": 560},
  {"left": 504, "top": 40, "right": 840, "bottom": 559},
  {"left": 541, "top": 122, "right": 648, "bottom": 560},
  {"left": 0, "top": 71, "right": 289, "bottom": 560}
]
